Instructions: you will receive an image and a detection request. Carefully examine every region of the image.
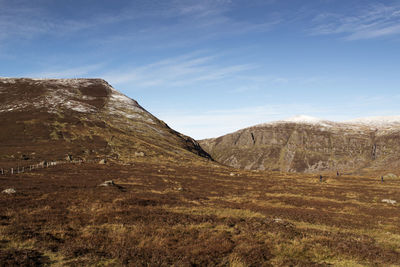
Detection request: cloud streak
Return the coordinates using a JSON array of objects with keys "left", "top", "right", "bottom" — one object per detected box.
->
[
  {"left": 103, "top": 52, "right": 256, "bottom": 88},
  {"left": 309, "top": 3, "right": 400, "bottom": 40},
  {"left": 28, "top": 63, "right": 105, "bottom": 79},
  {"left": 158, "top": 93, "right": 400, "bottom": 139},
  {"left": 0, "top": 0, "right": 278, "bottom": 45},
  {"left": 157, "top": 103, "right": 336, "bottom": 139}
]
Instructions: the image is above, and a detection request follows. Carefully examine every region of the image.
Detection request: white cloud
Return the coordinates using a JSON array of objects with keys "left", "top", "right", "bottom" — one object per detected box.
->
[
  {"left": 309, "top": 3, "right": 400, "bottom": 40},
  {"left": 155, "top": 92, "right": 400, "bottom": 139},
  {"left": 28, "top": 63, "right": 104, "bottom": 78},
  {"left": 157, "top": 104, "right": 328, "bottom": 139},
  {"left": 0, "top": 0, "right": 279, "bottom": 45},
  {"left": 103, "top": 52, "right": 256, "bottom": 88}
]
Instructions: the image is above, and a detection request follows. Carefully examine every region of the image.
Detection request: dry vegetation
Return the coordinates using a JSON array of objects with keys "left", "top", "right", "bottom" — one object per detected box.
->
[{"left": 1, "top": 159, "right": 400, "bottom": 266}]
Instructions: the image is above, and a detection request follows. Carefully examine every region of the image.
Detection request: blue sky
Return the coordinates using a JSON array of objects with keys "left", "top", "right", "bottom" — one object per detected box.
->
[{"left": 1, "top": 0, "right": 400, "bottom": 139}]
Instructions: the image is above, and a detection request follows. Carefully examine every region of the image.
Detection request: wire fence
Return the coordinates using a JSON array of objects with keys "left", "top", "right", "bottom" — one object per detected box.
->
[{"left": 0, "top": 158, "right": 105, "bottom": 176}]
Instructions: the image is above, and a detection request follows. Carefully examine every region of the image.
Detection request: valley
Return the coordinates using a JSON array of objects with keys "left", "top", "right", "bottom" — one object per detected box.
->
[{"left": 1, "top": 78, "right": 399, "bottom": 266}]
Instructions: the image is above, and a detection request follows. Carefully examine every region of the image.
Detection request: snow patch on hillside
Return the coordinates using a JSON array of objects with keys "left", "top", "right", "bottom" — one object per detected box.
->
[
  {"left": 31, "top": 78, "right": 98, "bottom": 88},
  {"left": 258, "top": 115, "right": 335, "bottom": 128},
  {"left": 64, "top": 100, "right": 96, "bottom": 113},
  {"left": 0, "top": 77, "right": 17, "bottom": 84},
  {"left": 346, "top": 116, "right": 400, "bottom": 127},
  {"left": 255, "top": 114, "right": 400, "bottom": 133},
  {"left": 283, "top": 115, "right": 327, "bottom": 124},
  {"left": 0, "top": 78, "right": 157, "bottom": 125},
  {"left": 0, "top": 78, "right": 101, "bottom": 114},
  {"left": 104, "top": 83, "right": 155, "bottom": 124},
  {"left": 36, "top": 88, "right": 96, "bottom": 113}
]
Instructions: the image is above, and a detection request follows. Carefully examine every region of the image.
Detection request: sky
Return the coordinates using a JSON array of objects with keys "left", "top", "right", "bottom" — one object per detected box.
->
[{"left": 1, "top": 0, "right": 400, "bottom": 139}]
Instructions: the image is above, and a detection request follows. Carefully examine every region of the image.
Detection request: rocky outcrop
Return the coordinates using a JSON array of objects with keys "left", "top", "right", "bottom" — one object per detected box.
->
[
  {"left": 2, "top": 188, "right": 16, "bottom": 194},
  {"left": 199, "top": 116, "right": 400, "bottom": 173}
]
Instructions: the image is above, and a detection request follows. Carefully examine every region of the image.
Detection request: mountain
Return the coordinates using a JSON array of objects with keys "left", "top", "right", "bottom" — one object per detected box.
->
[
  {"left": 0, "top": 78, "right": 211, "bottom": 166},
  {"left": 199, "top": 115, "right": 400, "bottom": 173}
]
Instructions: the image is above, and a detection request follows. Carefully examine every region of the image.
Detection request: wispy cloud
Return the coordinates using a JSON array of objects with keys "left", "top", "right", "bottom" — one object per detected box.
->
[
  {"left": 0, "top": 0, "right": 279, "bottom": 45},
  {"left": 0, "top": 4, "right": 97, "bottom": 40},
  {"left": 28, "top": 63, "right": 105, "bottom": 78},
  {"left": 94, "top": 0, "right": 280, "bottom": 51},
  {"left": 309, "top": 3, "right": 400, "bottom": 40},
  {"left": 159, "top": 93, "right": 400, "bottom": 139},
  {"left": 157, "top": 103, "right": 331, "bottom": 139},
  {"left": 0, "top": 4, "right": 46, "bottom": 40},
  {"left": 103, "top": 52, "right": 256, "bottom": 88}
]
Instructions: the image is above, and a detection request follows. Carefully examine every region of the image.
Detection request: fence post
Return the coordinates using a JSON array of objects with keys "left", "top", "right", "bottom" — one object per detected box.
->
[{"left": 1, "top": 168, "right": 3, "bottom": 175}]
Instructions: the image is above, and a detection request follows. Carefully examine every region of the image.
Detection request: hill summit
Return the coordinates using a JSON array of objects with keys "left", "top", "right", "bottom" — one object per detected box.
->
[{"left": 0, "top": 77, "right": 211, "bottom": 165}]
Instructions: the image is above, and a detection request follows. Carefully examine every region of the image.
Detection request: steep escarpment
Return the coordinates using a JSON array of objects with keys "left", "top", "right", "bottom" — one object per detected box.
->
[
  {"left": 200, "top": 116, "right": 400, "bottom": 173},
  {"left": 0, "top": 78, "right": 211, "bottom": 165}
]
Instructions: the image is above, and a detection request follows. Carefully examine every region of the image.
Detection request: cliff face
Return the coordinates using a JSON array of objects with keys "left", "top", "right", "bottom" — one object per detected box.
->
[
  {"left": 199, "top": 118, "right": 400, "bottom": 173},
  {"left": 0, "top": 78, "right": 211, "bottom": 165}
]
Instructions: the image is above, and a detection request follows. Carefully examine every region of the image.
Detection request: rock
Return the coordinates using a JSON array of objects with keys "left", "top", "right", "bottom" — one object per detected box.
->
[
  {"left": 2, "top": 188, "right": 16, "bottom": 194},
  {"left": 229, "top": 173, "right": 235, "bottom": 177},
  {"left": 383, "top": 173, "right": 398, "bottom": 179},
  {"left": 382, "top": 199, "right": 397, "bottom": 205},
  {"left": 98, "top": 159, "right": 107, "bottom": 164},
  {"left": 65, "top": 154, "right": 73, "bottom": 161},
  {"left": 177, "top": 187, "right": 184, "bottom": 191},
  {"left": 134, "top": 152, "right": 145, "bottom": 157},
  {"left": 40, "top": 161, "right": 47, "bottom": 167},
  {"left": 99, "top": 180, "right": 115, "bottom": 187},
  {"left": 98, "top": 180, "right": 125, "bottom": 191}
]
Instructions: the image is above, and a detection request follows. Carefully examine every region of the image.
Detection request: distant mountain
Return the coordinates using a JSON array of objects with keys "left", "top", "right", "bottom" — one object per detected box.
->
[
  {"left": 0, "top": 78, "right": 211, "bottom": 165},
  {"left": 199, "top": 115, "right": 400, "bottom": 173}
]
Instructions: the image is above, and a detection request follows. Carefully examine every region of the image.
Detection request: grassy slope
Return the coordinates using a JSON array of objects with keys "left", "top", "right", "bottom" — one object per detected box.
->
[
  {"left": 1, "top": 160, "right": 399, "bottom": 266},
  {"left": 0, "top": 79, "right": 211, "bottom": 168}
]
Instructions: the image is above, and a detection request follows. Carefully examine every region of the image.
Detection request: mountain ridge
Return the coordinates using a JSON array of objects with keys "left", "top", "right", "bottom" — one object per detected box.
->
[
  {"left": 199, "top": 115, "right": 400, "bottom": 173},
  {"left": 256, "top": 114, "right": 400, "bottom": 130}
]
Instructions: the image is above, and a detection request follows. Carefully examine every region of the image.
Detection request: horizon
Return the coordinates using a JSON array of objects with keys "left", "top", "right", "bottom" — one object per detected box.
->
[{"left": 2, "top": 0, "right": 400, "bottom": 139}]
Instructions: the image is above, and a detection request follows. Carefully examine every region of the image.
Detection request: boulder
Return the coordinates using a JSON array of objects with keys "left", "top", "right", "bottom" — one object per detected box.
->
[
  {"left": 382, "top": 199, "right": 397, "bottom": 205},
  {"left": 99, "top": 180, "right": 115, "bottom": 187},
  {"left": 383, "top": 173, "right": 398, "bottom": 179},
  {"left": 40, "top": 161, "right": 47, "bottom": 167},
  {"left": 134, "top": 152, "right": 145, "bottom": 157},
  {"left": 98, "top": 159, "right": 107, "bottom": 164},
  {"left": 2, "top": 188, "right": 16, "bottom": 194}
]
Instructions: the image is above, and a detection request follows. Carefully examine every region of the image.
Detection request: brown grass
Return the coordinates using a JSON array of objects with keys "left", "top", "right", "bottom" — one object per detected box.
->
[{"left": 1, "top": 161, "right": 400, "bottom": 266}]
